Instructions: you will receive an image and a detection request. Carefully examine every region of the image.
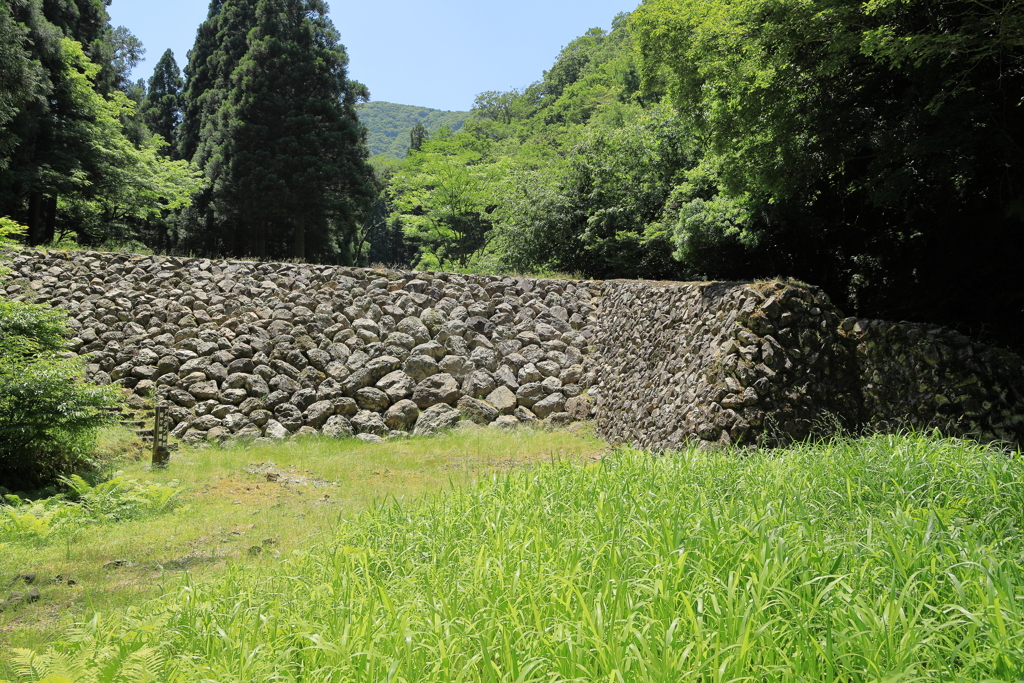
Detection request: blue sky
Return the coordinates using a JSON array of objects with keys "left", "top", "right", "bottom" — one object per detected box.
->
[{"left": 107, "top": 0, "right": 638, "bottom": 112}]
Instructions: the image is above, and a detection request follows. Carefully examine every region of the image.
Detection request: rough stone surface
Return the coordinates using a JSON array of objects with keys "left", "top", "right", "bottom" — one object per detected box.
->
[
  {"left": 351, "top": 410, "right": 388, "bottom": 436},
  {"left": 6, "top": 249, "right": 1020, "bottom": 449},
  {"left": 384, "top": 399, "right": 419, "bottom": 431},
  {"left": 485, "top": 385, "right": 517, "bottom": 415},
  {"left": 414, "top": 403, "right": 462, "bottom": 435},
  {"left": 322, "top": 415, "right": 353, "bottom": 439},
  {"left": 412, "top": 373, "right": 460, "bottom": 408},
  {"left": 457, "top": 396, "right": 499, "bottom": 425}
]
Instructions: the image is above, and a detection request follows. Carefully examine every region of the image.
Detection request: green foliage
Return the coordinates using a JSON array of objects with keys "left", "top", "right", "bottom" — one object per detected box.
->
[
  {"left": 0, "top": 300, "right": 122, "bottom": 491},
  {"left": 178, "top": 0, "right": 374, "bottom": 263},
  {"left": 356, "top": 101, "right": 468, "bottom": 158},
  {"left": 391, "top": 129, "right": 498, "bottom": 269},
  {"left": 0, "top": 0, "right": 201, "bottom": 251},
  {"left": 0, "top": 216, "right": 26, "bottom": 276},
  {"left": 50, "top": 42, "right": 203, "bottom": 236},
  {"left": 494, "top": 105, "right": 696, "bottom": 280},
  {"left": 6, "top": 637, "right": 165, "bottom": 683},
  {"left": 0, "top": 475, "right": 183, "bottom": 545},
  {"left": 9, "top": 434, "right": 1024, "bottom": 680},
  {"left": 379, "top": 12, "right": 690, "bottom": 276},
  {"left": 631, "top": 0, "right": 1024, "bottom": 345},
  {"left": 139, "top": 49, "right": 183, "bottom": 151}
]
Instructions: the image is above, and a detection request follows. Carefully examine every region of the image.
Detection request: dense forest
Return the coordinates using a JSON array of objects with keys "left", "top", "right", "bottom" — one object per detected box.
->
[
  {"left": 1, "top": 0, "right": 1023, "bottom": 351},
  {"left": 357, "top": 102, "right": 468, "bottom": 158}
]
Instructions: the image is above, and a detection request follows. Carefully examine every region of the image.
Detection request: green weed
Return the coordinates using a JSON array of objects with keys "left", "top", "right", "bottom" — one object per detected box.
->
[{"left": 5, "top": 432, "right": 1022, "bottom": 681}]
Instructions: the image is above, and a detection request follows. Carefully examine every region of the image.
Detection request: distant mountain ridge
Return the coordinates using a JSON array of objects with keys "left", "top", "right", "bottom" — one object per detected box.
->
[{"left": 357, "top": 101, "right": 470, "bottom": 158}]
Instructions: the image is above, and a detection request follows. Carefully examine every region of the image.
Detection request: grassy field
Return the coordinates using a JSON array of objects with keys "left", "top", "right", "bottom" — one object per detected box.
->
[
  {"left": 0, "top": 425, "right": 606, "bottom": 680},
  {"left": 2, "top": 431, "right": 1023, "bottom": 681}
]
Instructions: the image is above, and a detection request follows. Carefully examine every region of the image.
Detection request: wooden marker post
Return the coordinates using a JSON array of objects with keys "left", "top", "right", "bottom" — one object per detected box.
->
[{"left": 152, "top": 403, "right": 171, "bottom": 468}]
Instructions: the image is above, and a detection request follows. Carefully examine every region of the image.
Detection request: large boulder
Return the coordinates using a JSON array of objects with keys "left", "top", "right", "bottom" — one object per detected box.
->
[
  {"left": 397, "top": 316, "right": 431, "bottom": 345},
  {"left": 364, "top": 355, "right": 402, "bottom": 381},
  {"left": 565, "top": 394, "right": 594, "bottom": 421},
  {"left": 461, "top": 369, "right": 496, "bottom": 399},
  {"left": 402, "top": 355, "right": 439, "bottom": 382},
  {"left": 356, "top": 387, "right": 390, "bottom": 412},
  {"left": 351, "top": 410, "right": 388, "bottom": 436},
  {"left": 188, "top": 380, "right": 220, "bottom": 401},
  {"left": 376, "top": 370, "right": 415, "bottom": 402},
  {"left": 322, "top": 415, "right": 354, "bottom": 439},
  {"left": 485, "top": 385, "right": 517, "bottom": 415},
  {"left": 438, "top": 354, "right": 474, "bottom": 381},
  {"left": 384, "top": 399, "right": 419, "bottom": 431},
  {"left": 291, "top": 388, "right": 317, "bottom": 411},
  {"left": 532, "top": 392, "right": 566, "bottom": 419},
  {"left": 516, "top": 382, "right": 545, "bottom": 408},
  {"left": 414, "top": 403, "right": 461, "bottom": 436},
  {"left": 412, "top": 373, "right": 460, "bottom": 408},
  {"left": 457, "top": 396, "right": 498, "bottom": 425},
  {"left": 264, "top": 419, "right": 289, "bottom": 439},
  {"left": 304, "top": 400, "right": 335, "bottom": 428},
  {"left": 274, "top": 403, "right": 303, "bottom": 431},
  {"left": 409, "top": 340, "right": 446, "bottom": 360}
]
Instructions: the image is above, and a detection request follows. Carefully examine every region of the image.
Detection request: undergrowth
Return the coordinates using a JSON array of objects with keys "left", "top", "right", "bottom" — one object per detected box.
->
[
  {"left": 0, "top": 475, "right": 183, "bottom": 546},
  {"left": 4, "top": 433, "right": 1023, "bottom": 682}
]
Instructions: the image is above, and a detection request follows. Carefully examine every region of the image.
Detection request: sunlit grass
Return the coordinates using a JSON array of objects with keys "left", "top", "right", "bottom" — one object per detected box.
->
[
  {"left": 4, "top": 432, "right": 1023, "bottom": 681},
  {"left": 0, "top": 425, "right": 606, "bottom": 675}
]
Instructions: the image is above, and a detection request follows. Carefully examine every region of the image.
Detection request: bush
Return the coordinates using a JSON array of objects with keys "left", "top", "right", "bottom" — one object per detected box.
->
[{"left": 0, "top": 299, "right": 123, "bottom": 491}]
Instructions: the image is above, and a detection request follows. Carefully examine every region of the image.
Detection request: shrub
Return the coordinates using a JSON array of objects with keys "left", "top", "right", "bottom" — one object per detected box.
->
[{"left": 1, "top": 230, "right": 123, "bottom": 490}]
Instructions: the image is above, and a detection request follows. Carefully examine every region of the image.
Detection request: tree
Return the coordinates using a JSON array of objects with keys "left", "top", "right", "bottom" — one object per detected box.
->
[
  {"left": 494, "top": 105, "right": 695, "bottom": 280},
  {"left": 140, "top": 49, "right": 183, "bottom": 152},
  {"left": 632, "top": 0, "right": 1024, "bottom": 347},
  {"left": 392, "top": 130, "right": 496, "bottom": 269},
  {"left": 408, "top": 121, "right": 429, "bottom": 154},
  {"left": 0, "top": 1, "right": 42, "bottom": 162},
  {"left": 179, "top": 0, "right": 373, "bottom": 262},
  {"left": 0, "top": 0, "right": 197, "bottom": 249}
]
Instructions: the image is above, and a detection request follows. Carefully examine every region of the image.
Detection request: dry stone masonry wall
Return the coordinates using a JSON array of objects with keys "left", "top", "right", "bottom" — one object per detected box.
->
[
  {"left": 3, "top": 250, "right": 602, "bottom": 444},
  {"left": 4, "top": 250, "right": 1023, "bottom": 449},
  {"left": 595, "top": 280, "right": 1024, "bottom": 449}
]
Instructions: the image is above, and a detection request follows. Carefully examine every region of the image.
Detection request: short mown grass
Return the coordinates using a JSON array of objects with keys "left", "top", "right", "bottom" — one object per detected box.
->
[{"left": 4, "top": 432, "right": 1024, "bottom": 682}]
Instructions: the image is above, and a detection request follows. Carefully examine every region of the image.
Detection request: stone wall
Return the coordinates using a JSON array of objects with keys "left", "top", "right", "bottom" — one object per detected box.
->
[
  {"left": 594, "top": 279, "right": 1024, "bottom": 449},
  {"left": 2, "top": 250, "right": 603, "bottom": 444},
  {"left": 4, "top": 249, "right": 1023, "bottom": 449},
  {"left": 842, "top": 319, "right": 1024, "bottom": 444}
]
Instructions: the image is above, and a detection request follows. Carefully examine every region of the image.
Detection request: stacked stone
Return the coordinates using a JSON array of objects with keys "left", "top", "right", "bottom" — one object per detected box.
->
[
  {"left": 6, "top": 249, "right": 1023, "bottom": 450},
  {"left": 2, "top": 250, "right": 602, "bottom": 444},
  {"left": 596, "top": 278, "right": 1024, "bottom": 449},
  {"left": 840, "top": 318, "right": 1024, "bottom": 443},
  {"left": 594, "top": 281, "right": 775, "bottom": 450}
]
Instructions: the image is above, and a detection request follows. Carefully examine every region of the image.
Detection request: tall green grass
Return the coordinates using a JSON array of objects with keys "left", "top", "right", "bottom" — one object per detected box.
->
[{"left": 7, "top": 434, "right": 1024, "bottom": 682}]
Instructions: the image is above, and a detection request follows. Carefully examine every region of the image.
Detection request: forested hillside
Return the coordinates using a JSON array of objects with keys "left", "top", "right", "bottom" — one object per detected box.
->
[
  {"left": 357, "top": 102, "right": 469, "bottom": 158},
  {"left": 383, "top": 3, "right": 1024, "bottom": 352}
]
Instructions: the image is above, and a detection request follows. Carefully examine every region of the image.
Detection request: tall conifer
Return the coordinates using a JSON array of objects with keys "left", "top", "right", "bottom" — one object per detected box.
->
[
  {"left": 140, "top": 49, "right": 183, "bottom": 152},
  {"left": 180, "top": 0, "right": 372, "bottom": 261}
]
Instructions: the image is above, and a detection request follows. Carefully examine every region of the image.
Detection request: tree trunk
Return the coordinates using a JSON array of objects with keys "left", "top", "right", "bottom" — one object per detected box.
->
[
  {"left": 250, "top": 217, "right": 267, "bottom": 259},
  {"left": 291, "top": 215, "right": 305, "bottom": 261},
  {"left": 26, "top": 191, "right": 42, "bottom": 246},
  {"left": 42, "top": 194, "right": 57, "bottom": 245}
]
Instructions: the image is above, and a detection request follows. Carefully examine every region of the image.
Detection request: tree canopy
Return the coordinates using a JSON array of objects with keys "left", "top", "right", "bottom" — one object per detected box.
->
[
  {"left": 630, "top": 0, "right": 1024, "bottom": 345},
  {"left": 0, "top": 0, "right": 201, "bottom": 248},
  {"left": 176, "top": 0, "right": 374, "bottom": 262}
]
